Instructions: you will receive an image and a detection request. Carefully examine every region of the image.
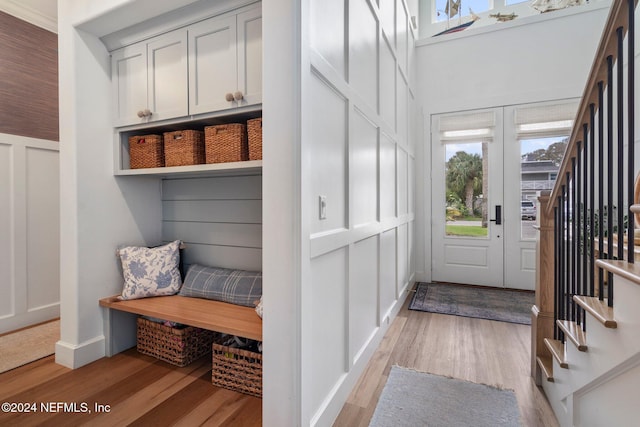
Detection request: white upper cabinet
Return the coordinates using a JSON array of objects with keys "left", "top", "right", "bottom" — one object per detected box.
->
[
  {"left": 112, "top": 29, "right": 188, "bottom": 127},
  {"left": 112, "top": 5, "right": 262, "bottom": 127},
  {"left": 189, "top": 8, "right": 262, "bottom": 115},
  {"left": 236, "top": 8, "right": 262, "bottom": 108}
]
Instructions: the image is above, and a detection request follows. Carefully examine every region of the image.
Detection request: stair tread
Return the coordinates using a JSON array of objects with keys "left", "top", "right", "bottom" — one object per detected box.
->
[
  {"left": 556, "top": 320, "right": 588, "bottom": 351},
  {"left": 536, "top": 356, "right": 554, "bottom": 382},
  {"left": 573, "top": 295, "right": 617, "bottom": 328},
  {"left": 596, "top": 259, "right": 640, "bottom": 286},
  {"left": 630, "top": 204, "right": 640, "bottom": 213},
  {"left": 544, "top": 338, "right": 568, "bottom": 368}
]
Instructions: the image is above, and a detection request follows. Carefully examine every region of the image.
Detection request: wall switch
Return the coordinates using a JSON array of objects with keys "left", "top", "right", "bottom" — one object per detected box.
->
[{"left": 319, "top": 195, "right": 327, "bottom": 220}]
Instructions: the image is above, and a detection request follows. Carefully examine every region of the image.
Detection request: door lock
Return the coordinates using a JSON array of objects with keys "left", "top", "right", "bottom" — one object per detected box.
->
[{"left": 490, "top": 205, "right": 502, "bottom": 225}]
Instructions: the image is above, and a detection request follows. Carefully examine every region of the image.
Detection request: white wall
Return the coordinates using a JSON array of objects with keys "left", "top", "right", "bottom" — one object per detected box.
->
[
  {"left": 0, "top": 133, "right": 59, "bottom": 333},
  {"left": 414, "top": 4, "right": 610, "bottom": 282},
  {"left": 297, "top": 0, "right": 418, "bottom": 424}
]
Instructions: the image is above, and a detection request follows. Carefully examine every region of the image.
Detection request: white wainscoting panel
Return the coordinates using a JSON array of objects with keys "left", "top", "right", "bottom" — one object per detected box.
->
[
  {"left": 304, "top": 0, "right": 417, "bottom": 424},
  {"left": 0, "top": 133, "right": 59, "bottom": 334},
  {"left": 379, "top": 227, "right": 398, "bottom": 320},
  {"left": 351, "top": 108, "right": 378, "bottom": 228},
  {"left": 309, "top": 71, "right": 348, "bottom": 235},
  {"left": 349, "top": 235, "right": 379, "bottom": 365},
  {"left": 309, "top": 248, "right": 348, "bottom": 413}
]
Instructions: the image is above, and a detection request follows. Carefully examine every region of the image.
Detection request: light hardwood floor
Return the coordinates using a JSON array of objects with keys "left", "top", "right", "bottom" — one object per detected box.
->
[
  {"left": 0, "top": 297, "right": 558, "bottom": 427},
  {"left": 0, "top": 350, "right": 261, "bottom": 426},
  {"left": 334, "top": 295, "right": 559, "bottom": 427}
]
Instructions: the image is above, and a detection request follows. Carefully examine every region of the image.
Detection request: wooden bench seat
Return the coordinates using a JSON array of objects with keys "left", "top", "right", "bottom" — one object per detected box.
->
[{"left": 99, "top": 295, "right": 262, "bottom": 341}]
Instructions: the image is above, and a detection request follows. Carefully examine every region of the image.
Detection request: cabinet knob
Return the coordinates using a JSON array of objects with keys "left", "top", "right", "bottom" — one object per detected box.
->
[
  {"left": 225, "top": 93, "right": 234, "bottom": 102},
  {"left": 137, "top": 110, "right": 145, "bottom": 118},
  {"left": 234, "top": 91, "right": 244, "bottom": 101}
]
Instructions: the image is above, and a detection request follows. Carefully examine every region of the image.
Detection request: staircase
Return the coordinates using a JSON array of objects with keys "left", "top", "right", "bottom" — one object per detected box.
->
[
  {"left": 531, "top": 0, "right": 640, "bottom": 425},
  {"left": 536, "top": 259, "right": 640, "bottom": 426}
]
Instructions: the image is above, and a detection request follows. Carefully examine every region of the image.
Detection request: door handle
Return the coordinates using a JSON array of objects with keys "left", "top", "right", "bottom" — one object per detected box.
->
[{"left": 490, "top": 205, "right": 502, "bottom": 225}]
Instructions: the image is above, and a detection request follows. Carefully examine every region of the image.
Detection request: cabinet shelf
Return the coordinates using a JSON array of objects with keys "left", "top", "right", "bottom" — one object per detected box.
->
[{"left": 115, "top": 160, "right": 262, "bottom": 178}]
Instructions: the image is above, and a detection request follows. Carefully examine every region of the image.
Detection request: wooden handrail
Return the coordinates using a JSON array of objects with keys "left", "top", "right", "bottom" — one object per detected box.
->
[{"left": 547, "top": 0, "right": 638, "bottom": 216}]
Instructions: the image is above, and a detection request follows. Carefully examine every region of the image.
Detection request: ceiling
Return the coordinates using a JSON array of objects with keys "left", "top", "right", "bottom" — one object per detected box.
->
[{"left": 0, "top": 0, "right": 57, "bottom": 32}]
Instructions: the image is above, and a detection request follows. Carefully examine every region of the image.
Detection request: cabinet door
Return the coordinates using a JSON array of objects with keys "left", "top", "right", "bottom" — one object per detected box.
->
[
  {"left": 237, "top": 8, "right": 262, "bottom": 107},
  {"left": 189, "top": 15, "right": 238, "bottom": 115},
  {"left": 147, "top": 30, "right": 189, "bottom": 122},
  {"left": 112, "top": 43, "right": 147, "bottom": 127}
]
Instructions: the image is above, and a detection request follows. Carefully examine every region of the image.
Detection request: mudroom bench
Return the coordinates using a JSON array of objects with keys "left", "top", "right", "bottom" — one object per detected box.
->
[
  {"left": 99, "top": 294, "right": 262, "bottom": 351},
  {"left": 99, "top": 295, "right": 262, "bottom": 341}
]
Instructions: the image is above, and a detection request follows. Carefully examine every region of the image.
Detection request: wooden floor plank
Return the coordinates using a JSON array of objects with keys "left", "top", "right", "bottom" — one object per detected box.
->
[
  {"left": 1, "top": 297, "right": 558, "bottom": 427},
  {"left": 334, "top": 299, "right": 559, "bottom": 427},
  {"left": 0, "top": 349, "right": 261, "bottom": 427}
]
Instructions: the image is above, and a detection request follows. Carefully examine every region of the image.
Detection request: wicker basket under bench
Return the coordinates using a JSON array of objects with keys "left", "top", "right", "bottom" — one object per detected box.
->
[{"left": 99, "top": 295, "right": 263, "bottom": 395}]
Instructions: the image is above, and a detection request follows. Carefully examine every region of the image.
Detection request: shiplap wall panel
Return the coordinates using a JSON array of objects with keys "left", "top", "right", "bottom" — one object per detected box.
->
[
  {"left": 162, "top": 222, "right": 262, "bottom": 248},
  {"left": 182, "top": 244, "right": 262, "bottom": 272},
  {"left": 161, "top": 175, "right": 262, "bottom": 273},
  {"left": 162, "top": 200, "right": 262, "bottom": 223},
  {"left": 162, "top": 175, "right": 262, "bottom": 200}
]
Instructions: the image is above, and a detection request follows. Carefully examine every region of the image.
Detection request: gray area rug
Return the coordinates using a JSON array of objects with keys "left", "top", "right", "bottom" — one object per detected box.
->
[
  {"left": 369, "top": 366, "right": 521, "bottom": 427},
  {"left": 409, "top": 282, "right": 534, "bottom": 325}
]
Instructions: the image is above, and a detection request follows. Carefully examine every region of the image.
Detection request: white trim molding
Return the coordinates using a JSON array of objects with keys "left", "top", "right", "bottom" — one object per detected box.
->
[{"left": 0, "top": 0, "right": 57, "bottom": 33}]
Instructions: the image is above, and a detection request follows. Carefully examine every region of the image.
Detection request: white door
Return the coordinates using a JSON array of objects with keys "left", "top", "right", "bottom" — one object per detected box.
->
[
  {"left": 431, "top": 109, "right": 505, "bottom": 287},
  {"left": 431, "top": 102, "right": 577, "bottom": 290}
]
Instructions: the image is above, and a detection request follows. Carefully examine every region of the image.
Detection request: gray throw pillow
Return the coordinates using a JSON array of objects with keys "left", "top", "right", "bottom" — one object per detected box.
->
[{"left": 179, "top": 264, "right": 262, "bottom": 307}]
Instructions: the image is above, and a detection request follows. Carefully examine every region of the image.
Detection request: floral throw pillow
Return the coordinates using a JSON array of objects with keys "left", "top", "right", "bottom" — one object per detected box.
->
[{"left": 118, "top": 240, "right": 182, "bottom": 300}]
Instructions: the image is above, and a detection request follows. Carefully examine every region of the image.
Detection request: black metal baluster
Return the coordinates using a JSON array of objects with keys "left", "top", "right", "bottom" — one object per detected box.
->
[
  {"left": 554, "top": 205, "right": 560, "bottom": 340},
  {"left": 567, "top": 157, "right": 578, "bottom": 322},
  {"left": 565, "top": 175, "right": 572, "bottom": 320},
  {"left": 607, "top": 56, "right": 615, "bottom": 302},
  {"left": 575, "top": 144, "right": 582, "bottom": 326},
  {"left": 589, "top": 104, "right": 596, "bottom": 297},
  {"left": 628, "top": 0, "right": 636, "bottom": 264},
  {"left": 582, "top": 125, "right": 589, "bottom": 328},
  {"left": 617, "top": 28, "right": 625, "bottom": 268},
  {"left": 598, "top": 82, "right": 605, "bottom": 301}
]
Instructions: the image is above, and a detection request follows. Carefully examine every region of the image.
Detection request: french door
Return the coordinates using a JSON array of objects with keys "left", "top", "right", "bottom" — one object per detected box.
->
[
  {"left": 431, "top": 103, "right": 576, "bottom": 290},
  {"left": 431, "top": 108, "right": 506, "bottom": 287}
]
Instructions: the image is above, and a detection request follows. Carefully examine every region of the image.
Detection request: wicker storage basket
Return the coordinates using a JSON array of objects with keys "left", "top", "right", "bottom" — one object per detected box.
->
[
  {"left": 129, "top": 134, "right": 164, "bottom": 169},
  {"left": 204, "top": 124, "right": 248, "bottom": 164},
  {"left": 163, "top": 130, "right": 205, "bottom": 167},
  {"left": 211, "top": 337, "right": 262, "bottom": 397},
  {"left": 247, "top": 118, "right": 262, "bottom": 161},
  {"left": 137, "top": 317, "right": 215, "bottom": 367}
]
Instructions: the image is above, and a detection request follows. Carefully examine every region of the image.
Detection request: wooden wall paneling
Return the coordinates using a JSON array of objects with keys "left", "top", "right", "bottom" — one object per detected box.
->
[{"left": 0, "top": 12, "right": 58, "bottom": 141}]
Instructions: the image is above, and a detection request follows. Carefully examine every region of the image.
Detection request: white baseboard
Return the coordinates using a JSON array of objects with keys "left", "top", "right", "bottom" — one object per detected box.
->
[{"left": 55, "top": 335, "right": 105, "bottom": 369}]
